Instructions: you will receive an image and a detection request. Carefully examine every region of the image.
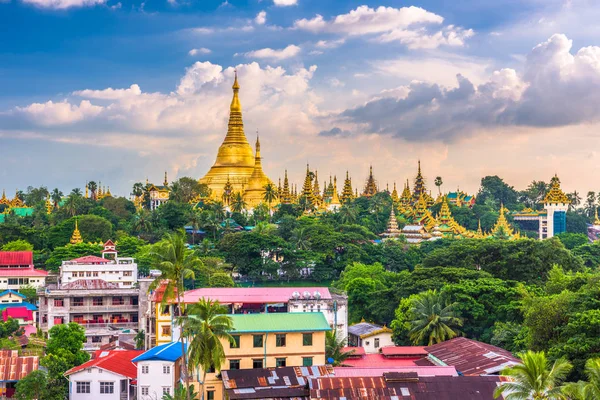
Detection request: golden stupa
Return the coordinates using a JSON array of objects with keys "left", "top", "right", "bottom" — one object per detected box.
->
[{"left": 199, "top": 72, "right": 273, "bottom": 206}]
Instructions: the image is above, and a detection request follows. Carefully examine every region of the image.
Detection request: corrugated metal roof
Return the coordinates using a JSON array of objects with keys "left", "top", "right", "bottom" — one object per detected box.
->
[
  {"left": 342, "top": 354, "right": 422, "bottom": 368},
  {"left": 2, "top": 307, "right": 33, "bottom": 321},
  {"left": 132, "top": 342, "right": 185, "bottom": 363},
  {"left": 421, "top": 337, "right": 520, "bottom": 376},
  {"left": 68, "top": 255, "right": 111, "bottom": 264},
  {"left": 347, "top": 322, "right": 389, "bottom": 337},
  {"left": 0, "top": 350, "right": 39, "bottom": 382},
  {"left": 0, "top": 252, "right": 33, "bottom": 267},
  {"left": 333, "top": 366, "right": 457, "bottom": 377},
  {"left": 0, "top": 302, "right": 37, "bottom": 311},
  {"left": 229, "top": 312, "right": 331, "bottom": 333},
  {"left": 0, "top": 290, "right": 25, "bottom": 299},
  {"left": 0, "top": 269, "right": 47, "bottom": 277},
  {"left": 65, "top": 350, "right": 143, "bottom": 378},
  {"left": 380, "top": 346, "right": 428, "bottom": 357},
  {"left": 183, "top": 287, "right": 332, "bottom": 304}
]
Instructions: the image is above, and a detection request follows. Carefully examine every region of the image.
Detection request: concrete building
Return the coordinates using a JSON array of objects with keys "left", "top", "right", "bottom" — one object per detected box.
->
[
  {"left": 0, "top": 251, "right": 48, "bottom": 290},
  {"left": 348, "top": 322, "right": 394, "bottom": 354},
  {"left": 0, "top": 290, "right": 37, "bottom": 326},
  {"left": 65, "top": 349, "right": 142, "bottom": 400},
  {"left": 133, "top": 342, "right": 185, "bottom": 400}
]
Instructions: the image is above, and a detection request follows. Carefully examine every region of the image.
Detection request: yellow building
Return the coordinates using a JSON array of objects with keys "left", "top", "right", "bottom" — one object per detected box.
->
[{"left": 197, "top": 312, "right": 330, "bottom": 400}]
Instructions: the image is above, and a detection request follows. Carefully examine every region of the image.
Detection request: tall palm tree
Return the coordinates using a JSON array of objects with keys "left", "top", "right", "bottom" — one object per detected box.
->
[
  {"left": 132, "top": 210, "right": 152, "bottom": 234},
  {"left": 291, "top": 227, "right": 311, "bottom": 250},
  {"left": 494, "top": 351, "right": 572, "bottom": 400},
  {"left": 50, "top": 188, "right": 63, "bottom": 210},
  {"left": 70, "top": 188, "right": 82, "bottom": 197},
  {"left": 325, "top": 331, "right": 355, "bottom": 367},
  {"left": 231, "top": 193, "right": 247, "bottom": 213},
  {"left": 408, "top": 290, "right": 463, "bottom": 346},
  {"left": 187, "top": 210, "right": 202, "bottom": 245},
  {"left": 162, "top": 383, "right": 199, "bottom": 400},
  {"left": 585, "top": 192, "right": 596, "bottom": 217},
  {"left": 87, "top": 181, "right": 98, "bottom": 200},
  {"left": 149, "top": 231, "right": 201, "bottom": 400},
  {"left": 570, "top": 191, "right": 582, "bottom": 208},
  {"left": 132, "top": 182, "right": 144, "bottom": 198},
  {"left": 338, "top": 205, "right": 358, "bottom": 225},
  {"left": 180, "top": 299, "right": 234, "bottom": 400},
  {"left": 434, "top": 176, "right": 443, "bottom": 196},
  {"left": 63, "top": 195, "right": 78, "bottom": 217},
  {"left": 202, "top": 211, "right": 222, "bottom": 241},
  {"left": 563, "top": 358, "right": 600, "bottom": 400},
  {"left": 210, "top": 201, "right": 226, "bottom": 222},
  {"left": 263, "top": 183, "right": 278, "bottom": 216}
]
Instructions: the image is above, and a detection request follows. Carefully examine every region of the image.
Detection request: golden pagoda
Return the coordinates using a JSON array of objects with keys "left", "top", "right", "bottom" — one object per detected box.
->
[
  {"left": 328, "top": 176, "right": 341, "bottom": 211},
  {"left": 301, "top": 164, "right": 315, "bottom": 206},
  {"left": 222, "top": 175, "right": 234, "bottom": 205},
  {"left": 0, "top": 190, "right": 10, "bottom": 207},
  {"left": 412, "top": 161, "right": 427, "bottom": 203},
  {"left": 491, "top": 204, "right": 519, "bottom": 239},
  {"left": 362, "top": 166, "right": 378, "bottom": 198},
  {"left": 104, "top": 187, "right": 113, "bottom": 198},
  {"left": 70, "top": 219, "right": 83, "bottom": 244},
  {"left": 280, "top": 170, "right": 292, "bottom": 204},
  {"left": 312, "top": 170, "right": 322, "bottom": 204},
  {"left": 391, "top": 182, "right": 399, "bottom": 203},
  {"left": 436, "top": 196, "right": 468, "bottom": 237},
  {"left": 10, "top": 190, "right": 24, "bottom": 208},
  {"left": 45, "top": 196, "right": 53, "bottom": 215},
  {"left": 543, "top": 175, "right": 571, "bottom": 205},
  {"left": 381, "top": 207, "right": 402, "bottom": 239},
  {"left": 400, "top": 180, "right": 412, "bottom": 207},
  {"left": 200, "top": 72, "right": 271, "bottom": 200},
  {"left": 340, "top": 171, "right": 354, "bottom": 203},
  {"left": 242, "top": 136, "right": 275, "bottom": 207},
  {"left": 476, "top": 219, "right": 485, "bottom": 238},
  {"left": 594, "top": 208, "right": 600, "bottom": 226}
]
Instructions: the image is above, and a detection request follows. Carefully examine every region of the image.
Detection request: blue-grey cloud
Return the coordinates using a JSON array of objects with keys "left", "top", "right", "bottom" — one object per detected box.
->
[{"left": 318, "top": 127, "right": 351, "bottom": 137}]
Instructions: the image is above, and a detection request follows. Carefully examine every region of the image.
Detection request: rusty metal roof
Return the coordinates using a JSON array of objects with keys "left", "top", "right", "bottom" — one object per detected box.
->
[
  {"left": 0, "top": 350, "right": 39, "bottom": 382},
  {"left": 222, "top": 365, "right": 334, "bottom": 399},
  {"left": 61, "top": 279, "right": 120, "bottom": 290}
]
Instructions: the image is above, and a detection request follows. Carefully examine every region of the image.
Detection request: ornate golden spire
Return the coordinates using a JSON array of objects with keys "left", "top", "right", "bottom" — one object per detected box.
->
[
  {"left": 301, "top": 164, "right": 314, "bottom": 199},
  {"left": 45, "top": 195, "right": 53, "bottom": 215},
  {"left": 381, "top": 207, "right": 402, "bottom": 238},
  {"left": 0, "top": 190, "right": 10, "bottom": 206},
  {"left": 281, "top": 170, "right": 291, "bottom": 204},
  {"left": 313, "top": 170, "right": 321, "bottom": 201},
  {"left": 491, "top": 204, "right": 517, "bottom": 239},
  {"left": 105, "top": 187, "right": 112, "bottom": 197},
  {"left": 477, "top": 219, "right": 483, "bottom": 237},
  {"left": 164, "top": 171, "right": 169, "bottom": 186},
  {"left": 341, "top": 171, "right": 354, "bottom": 203},
  {"left": 543, "top": 174, "right": 570, "bottom": 204},
  {"left": 391, "top": 182, "right": 399, "bottom": 203},
  {"left": 330, "top": 175, "right": 341, "bottom": 207},
  {"left": 10, "top": 189, "right": 24, "bottom": 208},
  {"left": 85, "top": 182, "right": 89, "bottom": 199},
  {"left": 362, "top": 165, "right": 378, "bottom": 198},
  {"left": 243, "top": 135, "right": 274, "bottom": 207},
  {"left": 70, "top": 219, "right": 83, "bottom": 244}
]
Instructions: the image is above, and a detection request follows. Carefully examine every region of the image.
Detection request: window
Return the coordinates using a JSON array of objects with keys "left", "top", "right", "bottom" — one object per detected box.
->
[
  {"left": 163, "top": 365, "right": 171, "bottom": 374},
  {"left": 141, "top": 387, "right": 149, "bottom": 396},
  {"left": 141, "top": 365, "right": 149, "bottom": 374},
  {"left": 7, "top": 279, "right": 18, "bottom": 286},
  {"left": 123, "top": 271, "right": 132, "bottom": 276},
  {"left": 230, "top": 335, "right": 240, "bottom": 348},
  {"left": 229, "top": 359, "right": 240, "bottom": 370},
  {"left": 161, "top": 305, "right": 170, "bottom": 315},
  {"left": 302, "top": 357, "right": 313, "bottom": 367},
  {"left": 93, "top": 297, "right": 103, "bottom": 306},
  {"left": 93, "top": 271, "right": 99, "bottom": 277},
  {"left": 76, "top": 382, "right": 90, "bottom": 394},
  {"left": 86, "top": 271, "right": 92, "bottom": 277},
  {"left": 100, "top": 382, "right": 114, "bottom": 394},
  {"left": 162, "top": 325, "right": 171, "bottom": 336},
  {"left": 131, "top": 297, "right": 139, "bottom": 306},
  {"left": 79, "top": 272, "right": 85, "bottom": 277},
  {"left": 253, "top": 335, "right": 263, "bottom": 348},
  {"left": 302, "top": 333, "right": 313, "bottom": 346},
  {"left": 207, "top": 364, "right": 215, "bottom": 373},
  {"left": 112, "top": 296, "right": 124, "bottom": 305},
  {"left": 162, "top": 387, "right": 171, "bottom": 395},
  {"left": 206, "top": 390, "right": 215, "bottom": 400},
  {"left": 252, "top": 359, "right": 263, "bottom": 369},
  {"left": 276, "top": 358, "right": 286, "bottom": 367},
  {"left": 374, "top": 338, "right": 380, "bottom": 348},
  {"left": 92, "top": 336, "right": 102, "bottom": 343},
  {"left": 275, "top": 334, "right": 286, "bottom": 347},
  {"left": 72, "top": 297, "right": 84, "bottom": 307},
  {"left": 54, "top": 298, "right": 64, "bottom": 307}
]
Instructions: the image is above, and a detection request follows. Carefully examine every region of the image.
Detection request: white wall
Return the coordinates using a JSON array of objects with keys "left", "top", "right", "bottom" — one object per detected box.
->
[
  {"left": 361, "top": 332, "right": 394, "bottom": 354},
  {"left": 69, "top": 368, "right": 125, "bottom": 400},
  {"left": 60, "top": 258, "right": 138, "bottom": 288},
  {"left": 288, "top": 299, "right": 348, "bottom": 338},
  {"left": 137, "top": 361, "right": 175, "bottom": 400}
]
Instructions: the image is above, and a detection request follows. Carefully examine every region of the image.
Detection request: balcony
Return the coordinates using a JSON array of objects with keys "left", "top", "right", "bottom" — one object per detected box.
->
[
  {"left": 69, "top": 304, "right": 139, "bottom": 312},
  {"left": 80, "top": 321, "right": 139, "bottom": 329}
]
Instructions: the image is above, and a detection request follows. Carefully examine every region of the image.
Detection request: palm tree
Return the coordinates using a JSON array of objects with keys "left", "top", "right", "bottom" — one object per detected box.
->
[
  {"left": 291, "top": 227, "right": 311, "bottom": 250},
  {"left": 132, "top": 210, "right": 152, "bottom": 234},
  {"left": 325, "top": 331, "right": 355, "bottom": 367},
  {"left": 585, "top": 192, "right": 596, "bottom": 217},
  {"left": 132, "top": 182, "right": 144, "bottom": 198},
  {"left": 563, "top": 358, "right": 600, "bottom": 400},
  {"left": 494, "top": 351, "right": 572, "bottom": 400},
  {"left": 263, "top": 183, "right": 278, "bottom": 216},
  {"left": 253, "top": 221, "right": 273, "bottom": 235},
  {"left": 202, "top": 211, "right": 222, "bottom": 241},
  {"left": 231, "top": 193, "right": 247, "bottom": 213},
  {"left": 180, "top": 299, "right": 234, "bottom": 400},
  {"left": 408, "top": 290, "right": 463, "bottom": 345},
  {"left": 210, "top": 201, "right": 226, "bottom": 222},
  {"left": 149, "top": 231, "right": 201, "bottom": 399},
  {"left": 63, "top": 195, "right": 78, "bottom": 217},
  {"left": 570, "top": 191, "right": 582, "bottom": 208},
  {"left": 50, "top": 188, "right": 63, "bottom": 210},
  {"left": 338, "top": 205, "right": 358, "bottom": 225},
  {"left": 187, "top": 210, "right": 203, "bottom": 245},
  {"left": 87, "top": 181, "right": 98, "bottom": 200},
  {"left": 70, "top": 188, "right": 82, "bottom": 197},
  {"left": 162, "top": 383, "right": 199, "bottom": 400},
  {"left": 434, "top": 176, "right": 443, "bottom": 196}
]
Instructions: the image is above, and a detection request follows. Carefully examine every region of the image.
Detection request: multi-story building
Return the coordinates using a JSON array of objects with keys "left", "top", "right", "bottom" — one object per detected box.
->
[
  {"left": 348, "top": 322, "right": 394, "bottom": 354},
  {"left": 133, "top": 342, "right": 185, "bottom": 400},
  {"left": 196, "top": 312, "right": 330, "bottom": 400},
  {"left": 0, "top": 251, "right": 48, "bottom": 290}
]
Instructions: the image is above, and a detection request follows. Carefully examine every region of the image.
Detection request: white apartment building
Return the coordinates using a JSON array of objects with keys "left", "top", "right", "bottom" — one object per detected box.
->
[{"left": 132, "top": 342, "right": 184, "bottom": 400}]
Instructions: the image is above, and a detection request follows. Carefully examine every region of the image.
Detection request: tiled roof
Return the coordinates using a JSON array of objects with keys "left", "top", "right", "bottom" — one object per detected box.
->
[
  {"left": 342, "top": 346, "right": 364, "bottom": 357},
  {"left": 229, "top": 312, "right": 331, "bottom": 333},
  {"left": 61, "top": 279, "right": 120, "bottom": 290},
  {"left": 0, "top": 252, "right": 33, "bottom": 266},
  {"left": 0, "top": 350, "right": 39, "bottom": 382},
  {"left": 182, "top": 287, "right": 332, "bottom": 304},
  {"left": 419, "top": 337, "right": 519, "bottom": 376},
  {"left": 68, "top": 255, "right": 111, "bottom": 264},
  {"left": 333, "top": 366, "right": 457, "bottom": 377},
  {"left": 132, "top": 342, "right": 185, "bottom": 363},
  {"left": 0, "top": 269, "right": 48, "bottom": 277},
  {"left": 65, "top": 350, "right": 143, "bottom": 379}
]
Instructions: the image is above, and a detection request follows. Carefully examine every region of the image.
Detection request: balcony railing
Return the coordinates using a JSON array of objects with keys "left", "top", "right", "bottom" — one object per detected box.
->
[
  {"left": 79, "top": 321, "right": 138, "bottom": 329},
  {"left": 69, "top": 304, "right": 139, "bottom": 312}
]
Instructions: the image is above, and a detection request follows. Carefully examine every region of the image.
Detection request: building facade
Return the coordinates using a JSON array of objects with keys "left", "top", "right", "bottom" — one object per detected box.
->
[
  {"left": 348, "top": 322, "right": 394, "bottom": 354},
  {"left": 133, "top": 342, "right": 184, "bottom": 400},
  {"left": 0, "top": 251, "right": 48, "bottom": 290}
]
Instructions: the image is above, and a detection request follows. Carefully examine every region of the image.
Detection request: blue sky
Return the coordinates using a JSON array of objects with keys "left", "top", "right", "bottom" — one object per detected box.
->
[{"left": 2, "top": 0, "right": 600, "bottom": 196}]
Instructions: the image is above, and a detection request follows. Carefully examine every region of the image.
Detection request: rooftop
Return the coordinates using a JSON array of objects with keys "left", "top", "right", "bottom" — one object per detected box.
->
[
  {"left": 229, "top": 312, "right": 331, "bottom": 333},
  {"left": 348, "top": 322, "right": 391, "bottom": 338},
  {"left": 0, "top": 251, "right": 33, "bottom": 267},
  {"left": 381, "top": 346, "right": 428, "bottom": 357},
  {"left": 61, "top": 279, "right": 120, "bottom": 290},
  {"left": 132, "top": 342, "right": 186, "bottom": 363},
  {"left": 66, "top": 255, "right": 111, "bottom": 264},
  {"left": 0, "top": 350, "right": 39, "bottom": 382},
  {"left": 341, "top": 353, "right": 423, "bottom": 368},
  {"left": 65, "top": 349, "right": 143, "bottom": 379},
  {"left": 333, "top": 366, "right": 457, "bottom": 377},
  {"left": 0, "top": 269, "right": 48, "bottom": 277},
  {"left": 182, "top": 287, "right": 332, "bottom": 304}
]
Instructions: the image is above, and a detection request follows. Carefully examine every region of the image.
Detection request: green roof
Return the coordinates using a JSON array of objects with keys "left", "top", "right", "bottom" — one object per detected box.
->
[
  {"left": 0, "top": 207, "right": 34, "bottom": 223},
  {"left": 229, "top": 312, "right": 331, "bottom": 333}
]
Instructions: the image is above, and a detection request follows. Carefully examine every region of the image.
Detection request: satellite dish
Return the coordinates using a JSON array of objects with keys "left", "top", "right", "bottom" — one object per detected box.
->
[
  {"left": 291, "top": 291, "right": 300, "bottom": 300},
  {"left": 303, "top": 291, "right": 311, "bottom": 299},
  {"left": 313, "top": 291, "right": 321, "bottom": 300}
]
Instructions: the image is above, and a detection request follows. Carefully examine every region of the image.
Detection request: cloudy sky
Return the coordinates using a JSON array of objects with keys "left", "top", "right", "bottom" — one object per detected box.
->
[{"left": 2, "top": 0, "right": 600, "bottom": 197}]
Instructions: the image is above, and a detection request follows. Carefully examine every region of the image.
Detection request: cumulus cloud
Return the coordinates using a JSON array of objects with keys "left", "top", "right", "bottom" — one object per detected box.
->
[
  {"left": 273, "top": 0, "right": 296, "bottom": 6},
  {"left": 188, "top": 48, "right": 211, "bottom": 56},
  {"left": 293, "top": 5, "right": 472, "bottom": 50},
  {"left": 318, "top": 127, "right": 351, "bottom": 137},
  {"left": 12, "top": 100, "right": 103, "bottom": 125},
  {"left": 74, "top": 84, "right": 142, "bottom": 100},
  {"left": 255, "top": 11, "right": 266, "bottom": 25},
  {"left": 337, "top": 34, "right": 600, "bottom": 142},
  {"left": 244, "top": 45, "right": 301, "bottom": 60},
  {"left": 21, "top": 0, "right": 105, "bottom": 8},
  {"left": 315, "top": 39, "right": 345, "bottom": 49}
]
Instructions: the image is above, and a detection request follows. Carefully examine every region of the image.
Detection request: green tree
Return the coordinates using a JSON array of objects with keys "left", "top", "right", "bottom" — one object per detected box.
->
[
  {"left": 19, "top": 285, "right": 38, "bottom": 304},
  {"left": 231, "top": 193, "right": 247, "bottom": 213},
  {"left": 135, "top": 330, "right": 145, "bottom": 350},
  {"left": 434, "top": 176, "right": 443, "bottom": 196},
  {"left": 563, "top": 358, "right": 600, "bottom": 400},
  {"left": 46, "top": 323, "right": 89, "bottom": 365},
  {"left": 262, "top": 183, "right": 278, "bottom": 215},
  {"left": 181, "top": 299, "right": 234, "bottom": 400},
  {"left": 14, "top": 370, "right": 49, "bottom": 400},
  {"left": 1, "top": 240, "right": 33, "bottom": 251},
  {"left": 187, "top": 210, "right": 203, "bottom": 245},
  {"left": 325, "top": 331, "right": 355, "bottom": 367},
  {"left": 407, "top": 289, "right": 463, "bottom": 345},
  {"left": 50, "top": 188, "right": 63, "bottom": 210},
  {"left": 208, "top": 273, "right": 234, "bottom": 288},
  {"left": 494, "top": 351, "right": 572, "bottom": 400},
  {"left": 556, "top": 233, "right": 589, "bottom": 250},
  {"left": 162, "top": 383, "right": 199, "bottom": 400},
  {"left": 476, "top": 176, "right": 519, "bottom": 209}
]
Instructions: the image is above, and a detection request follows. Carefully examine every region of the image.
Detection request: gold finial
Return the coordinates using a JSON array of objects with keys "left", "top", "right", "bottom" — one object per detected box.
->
[
  {"left": 230, "top": 70, "right": 241, "bottom": 112},
  {"left": 233, "top": 69, "right": 240, "bottom": 90},
  {"left": 255, "top": 133, "right": 260, "bottom": 153}
]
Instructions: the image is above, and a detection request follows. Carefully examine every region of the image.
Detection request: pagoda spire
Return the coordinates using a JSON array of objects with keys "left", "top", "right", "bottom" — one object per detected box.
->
[
  {"left": 391, "top": 182, "right": 399, "bottom": 203},
  {"left": 0, "top": 189, "right": 9, "bottom": 206},
  {"left": 362, "top": 165, "right": 378, "bottom": 198},
  {"left": 164, "top": 171, "right": 168, "bottom": 186},
  {"left": 381, "top": 207, "right": 402, "bottom": 238},
  {"left": 85, "top": 182, "right": 89, "bottom": 199},
  {"left": 477, "top": 219, "right": 483, "bottom": 236},
  {"left": 413, "top": 160, "right": 427, "bottom": 203},
  {"left": 330, "top": 175, "right": 341, "bottom": 207},
  {"left": 301, "top": 164, "right": 314, "bottom": 202},
  {"left": 312, "top": 170, "right": 321, "bottom": 202},
  {"left": 45, "top": 195, "right": 53, "bottom": 215},
  {"left": 491, "top": 204, "right": 517, "bottom": 239},
  {"left": 281, "top": 170, "right": 291, "bottom": 204},
  {"left": 70, "top": 219, "right": 83, "bottom": 244},
  {"left": 340, "top": 171, "right": 354, "bottom": 203}
]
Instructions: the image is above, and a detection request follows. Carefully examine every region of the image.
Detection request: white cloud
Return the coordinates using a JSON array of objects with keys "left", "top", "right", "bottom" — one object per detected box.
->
[
  {"left": 21, "top": 0, "right": 104, "bottom": 8},
  {"left": 273, "top": 0, "right": 296, "bottom": 6},
  {"left": 244, "top": 45, "right": 301, "bottom": 60},
  {"left": 255, "top": 10, "right": 267, "bottom": 25},
  {"left": 74, "top": 84, "right": 142, "bottom": 100},
  {"left": 315, "top": 39, "right": 345, "bottom": 49},
  {"left": 188, "top": 48, "right": 212, "bottom": 56},
  {"left": 377, "top": 25, "right": 474, "bottom": 49},
  {"left": 329, "top": 78, "right": 345, "bottom": 88},
  {"left": 14, "top": 100, "right": 102, "bottom": 125},
  {"left": 192, "top": 28, "right": 214, "bottom": 34}
]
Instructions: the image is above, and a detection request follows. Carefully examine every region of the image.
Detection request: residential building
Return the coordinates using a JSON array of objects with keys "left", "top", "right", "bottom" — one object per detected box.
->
[
  {"left": 0, "top": 350, "right": 39, "bottom": 398},
  {"left": 64, "top": 349, "right": 142, "bottom": 400},
  {"left": 0, "top": 290, "right": 37, "bottom": 326},
  {"left": 341, "top": 346, "right": 432, "bottom": 368},
  {"left": 347, "top": 322, "right": 394, "bottom": 353},
  {"left": 0, "top": 251, "right": 48, "bottom": 290},
  {"left": 196, "top": 312, "right": 330, "bottom": 400},
  {"left": 132, "top": 342, "right": 185, "bottom": 400}
]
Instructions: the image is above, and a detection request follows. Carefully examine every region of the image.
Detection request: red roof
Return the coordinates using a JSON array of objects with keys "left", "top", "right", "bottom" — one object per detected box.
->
[
  {"left": 69, "top": 255, "right": 110, "bottom": 264},
  {"left": 0, "top": 350, "right": 39, "bottom": 381},
  {"left": 342, "top": 346, "right": 365, "bottom": 357},
  {"left": 2, "top": 308, "right": 33, "bottom": 321},
  {"left": 381, "top": 346, "right": 428, "bottom": 357},
  {"left": 333, "top": 366, "right": 457, "bottom": 377},
  {"left": 103, "top": 240, "right": 115, "bottom": 247},
  {"left": 342, "top": 353, "right": 422, "bottom": 368},
  {"left": 182, "top": 287, "right": 332, "bottom": 304},
  {"left": 0, "top": 252, "right": 33, "bottom": 267},
  {"left": 65, "top": 350, "right": 143, "bottom": 379},
  {"left": 0, "top": 269, "right": 47, "bottom": 277}
]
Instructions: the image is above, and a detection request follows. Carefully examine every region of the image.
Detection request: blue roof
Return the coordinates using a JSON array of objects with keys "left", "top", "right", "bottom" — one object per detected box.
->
[
  {"left": 0, "top": 302, "right": 37, "bottom": 311},
  {"left": 0, "top": 290, "right": 26, "bottom": 299},
  {"left": 132, "top": 342, "right": 186, "bottom": 363}
]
